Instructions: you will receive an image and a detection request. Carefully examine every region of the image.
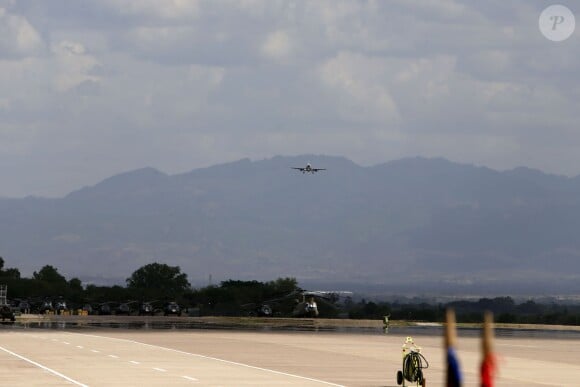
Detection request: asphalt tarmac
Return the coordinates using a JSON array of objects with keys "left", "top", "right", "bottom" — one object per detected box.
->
[{"left": 0, "top": 322, "right": 579, "bottom": 386}]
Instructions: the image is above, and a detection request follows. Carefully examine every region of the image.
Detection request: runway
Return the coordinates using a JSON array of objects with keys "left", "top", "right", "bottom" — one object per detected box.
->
[{"left": 1, "top": 325, "right": 579, "bottom": 386}]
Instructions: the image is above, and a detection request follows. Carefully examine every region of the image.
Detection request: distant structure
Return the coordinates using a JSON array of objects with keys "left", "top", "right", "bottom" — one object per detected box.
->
[
  {"left": 0, "top": 284, "right": 6, "bottom": 305},
  {"left": 0, "top": 284, "right": 15, "bottom": 322}
]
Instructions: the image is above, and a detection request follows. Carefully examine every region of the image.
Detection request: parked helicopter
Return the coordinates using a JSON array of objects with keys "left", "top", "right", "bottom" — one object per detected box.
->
[
  {"left": 39, "top": 299, "right": 55, "bottom": 314},
  {"left": 246, "top": 289, "right": 352, "bottom": 318},
  {"left": 54, "top": 298, "right": 69, "bottom": 314},
  {"left": 292, "top": 294, "right": 320, "bottom": 317},
  {"left": 291, "top": 291, "right": 352, "bottom": 317},
  {"left": 17, "top": 300, "right": 31, "bottom": 314},
  {"left": 115, "top": 301, "right": 137, "bottom": 315},
  {"left": 241, "top": 302, "right": 274, "bottom": 317},
  {"left": 97, "top": 302, "right": 113, "bottom": 315},
  {"left": 9, "top": 299, "right": 31, "bottom": 314},
  {"left": 138, "top": 300, "right": 157, "bottom": 316},
  {"left": 163, "top": 301, "right": 182, "bottom": 316}
]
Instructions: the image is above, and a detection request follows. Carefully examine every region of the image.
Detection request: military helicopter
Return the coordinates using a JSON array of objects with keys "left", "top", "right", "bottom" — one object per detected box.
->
[
  {"left": 54, "top": 298, "right": 69, "bottom": 314},
  {"left": 241, "top": 302, "right": 274, "bottom": 317},
  {"left": 138, "top": 300, "right": 157, "bottom": 316},
  {"left": 39, "top": 299, "right": 55, "bottom": 314},
  {"left": 115, "top": 301, "right": 138, "bottom": 315},
  {"left": 17, "top": 300, "right": 31, "bottom": 314},
  {"left": 163, "top": 301, "right": 181, "bottom": 316},
  {"left": 290, "top": 291, "right": 352, "bottom": 317},
  {"left": 97, "top": 302, "right": 113, "bottom": 315},
  {"left": 10, "top": 299, "right": 31, "bottom": 314},
  {"left": 292, "top": 293, "right": 320, "bottom": 317},
  {"left": 253, "top": 289, "right": 352, "bottom": 318}
]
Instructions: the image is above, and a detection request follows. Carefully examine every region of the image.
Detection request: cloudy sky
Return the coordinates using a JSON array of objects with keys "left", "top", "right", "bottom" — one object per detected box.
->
[{"left": 0, "top": 0, "right": 579, "bottom": 197}]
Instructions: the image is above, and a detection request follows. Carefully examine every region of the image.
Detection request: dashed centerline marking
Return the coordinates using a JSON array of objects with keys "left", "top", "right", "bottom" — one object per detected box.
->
[
  {"left": 71, "top": 332, "right": 345, "bottom": 386},
  {"left": 12, "top": 333, "right": 200, "bottom": 385}
]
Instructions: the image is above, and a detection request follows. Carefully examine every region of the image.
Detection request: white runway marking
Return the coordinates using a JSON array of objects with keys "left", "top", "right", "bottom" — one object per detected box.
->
[
  {"left": 503, "top": 377, "right": 561, "bottom": 386},
  {"left": 0, "top": 345, "right": 89, "bottom": 387},
  {"left": 129, "top": 360, "right": 140, "bottom": 365},
  {"left": 90, "top": 349, "right": 100, "bottom": 353},
  {"left": 499, "top": 343, "right": 538, "bottom": 348},
  {"left": 63, "top": 341, "right": 70, "bottom": 345},
  {"left": 70, "top": 332, "right": 345, "bottom": 386},
  {"left": 153, "top": 367, "right": 167, "bottom": 372},
  {"left": 76, "top": 345, "right": 84, "bottom": 349},
  {"left": 108, "top": 354, "right": 119, "bottom": 359},
  {"left": 182, "top": 375, "right": 198, "bottom": 382}
]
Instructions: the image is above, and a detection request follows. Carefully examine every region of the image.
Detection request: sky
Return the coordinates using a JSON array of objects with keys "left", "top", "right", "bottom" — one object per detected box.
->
[{"left": 0, "top": 0, "right": 579, "bottom": 198}]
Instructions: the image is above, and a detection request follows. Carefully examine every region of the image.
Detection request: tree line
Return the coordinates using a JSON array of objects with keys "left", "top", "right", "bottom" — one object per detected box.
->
[
  {"left": 2, "top": 257, "right": 580, "bottom": 323},
  {"left": 0, "top": 257, "right": 300, "bottom": 315},
  {"left": 347, "top": 296, "right": 580, "bottom": 325}
]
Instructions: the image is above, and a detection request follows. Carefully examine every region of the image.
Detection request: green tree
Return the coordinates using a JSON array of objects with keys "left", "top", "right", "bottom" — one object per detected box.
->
[
  {"left": 85, "top": 284, "right": 129, "bottom": 303},
  {"left": 2, "top": 268, "right": 20, "bottom": 279},
  {"left": 28, "top": 265, "right": 68, "bottom": 297},
  {"left": 33, "top": 265, "right": 67, "bottom": 284},
  {"left": 68, "top": 278, "right": 83, "bottom": 292},
  {"left": 265, "top": 277, "right": 298, "bottom": 296},
  {"left": 126, "top": 263, "right": 190, "bottom": 296},
  {"left": 0, "top": 257, "right": 20, "bottom": 279}
]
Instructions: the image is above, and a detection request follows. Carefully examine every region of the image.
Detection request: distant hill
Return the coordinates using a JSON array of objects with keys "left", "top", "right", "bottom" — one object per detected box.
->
[{"left": 2, "top": 155, "right": 580, "bottom": 295}]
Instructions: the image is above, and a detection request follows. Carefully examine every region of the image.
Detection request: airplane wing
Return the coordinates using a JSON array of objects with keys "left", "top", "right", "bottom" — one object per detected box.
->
[
  {"left": 311, "top": 168, "right": 326, "bottom": 172},
  {"left": 291, "top": 167, "right": 305, "bottom": 171}
]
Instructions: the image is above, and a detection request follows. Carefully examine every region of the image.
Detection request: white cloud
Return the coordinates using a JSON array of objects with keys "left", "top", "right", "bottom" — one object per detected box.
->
[
  {"left": 188, "top": 64, "right": 225, "bottom": 86},
  {"left": 125, "top": 25, "right": 194, "bottom": 49},
  {"left": 0, "top": 1, "right": 579, "bottom": 197},
  {"left": 390, "top": 0, "right": 468, "bottom": 20},
  {"left": 103, "top": 0, "right": 201, "bottom": 20},
  {"left": 51, "top": 41, "right": 100, "bottom": 92},
  {"left": 0, "top": 8, "right": 43, "bottom": 58},
  {"left": 261, "top": 30, "right": 293, "bottom": 61},
  {"left": 318, "top": 51, "right": 400, "bottom": 125},
  {"left": 458, "top": 50, "right": 514, "bottom": 81}
]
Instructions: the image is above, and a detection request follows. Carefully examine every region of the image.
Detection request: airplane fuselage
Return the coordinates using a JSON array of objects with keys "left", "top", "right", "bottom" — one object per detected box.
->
[{"left": 292, "top": 163, "right": 325, "bottom": 174}]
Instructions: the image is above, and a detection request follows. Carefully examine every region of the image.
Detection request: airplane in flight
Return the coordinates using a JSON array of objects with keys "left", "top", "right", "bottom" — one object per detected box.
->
[{"left": 291, "top": 163, "right": 326, "bottom": 174}]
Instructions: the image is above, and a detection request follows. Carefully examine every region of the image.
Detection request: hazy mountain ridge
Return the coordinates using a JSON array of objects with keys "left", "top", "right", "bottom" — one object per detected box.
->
[{"left": 2, "top": 155, "right": 580, "bottom": 294}]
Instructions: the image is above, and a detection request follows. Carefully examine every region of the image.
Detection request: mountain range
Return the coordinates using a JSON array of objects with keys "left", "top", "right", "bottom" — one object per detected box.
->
[{"left": 2, "top": 155, "right": 580, "bottom": 295}]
